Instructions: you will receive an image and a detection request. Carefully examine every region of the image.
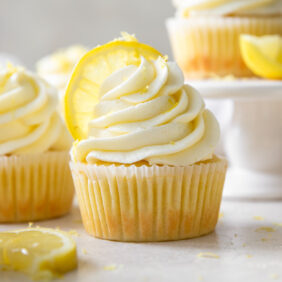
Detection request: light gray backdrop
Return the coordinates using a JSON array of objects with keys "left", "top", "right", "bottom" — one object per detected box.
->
[{"left": 0, "top": 0, "right": 174, "bottom": 68}]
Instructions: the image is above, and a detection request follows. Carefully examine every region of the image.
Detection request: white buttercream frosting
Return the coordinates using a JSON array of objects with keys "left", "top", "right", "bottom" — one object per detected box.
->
[
  {"left": 0, "top": 65, "right": 72, "bottom": 155},
  {"left": 72, "top": 56, "right": 220, "bottom": 166},
  {"left": 173, "top": 0, "right": 282, "bottom": 17}
]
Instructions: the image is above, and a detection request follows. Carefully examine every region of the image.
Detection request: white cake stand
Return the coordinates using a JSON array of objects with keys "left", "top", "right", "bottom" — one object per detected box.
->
[
  {"left": 190, "top": 79, "right": 282, "bottom": 200},
  {"left": 190, "top": 79, "right": 282, "bottom": 99}
]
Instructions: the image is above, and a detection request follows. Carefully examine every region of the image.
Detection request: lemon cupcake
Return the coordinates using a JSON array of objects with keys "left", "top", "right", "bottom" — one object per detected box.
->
[
  {"left": 167, "top": 0, "right": 282, "bottom": 79},
  {"left": 36, "top": 45, "right": 88, "bottom": 114},
  {"left": 0, "top": 65, "right": 74, "bottom": 222},
  {"left": 66, "top": 35, "right": 228, "bottom": 242}
]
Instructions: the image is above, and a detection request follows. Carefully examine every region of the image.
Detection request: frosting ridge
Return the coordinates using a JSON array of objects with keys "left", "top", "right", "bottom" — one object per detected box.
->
[
  {"left": 0, "top": 65, "right": 71, "bottom": 154},
  {"left": 72, "top": 56, "right": 220, "bottom": 166}
]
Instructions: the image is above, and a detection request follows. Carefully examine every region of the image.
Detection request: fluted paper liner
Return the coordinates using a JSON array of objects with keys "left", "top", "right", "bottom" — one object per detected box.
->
[
  {"left": 167, "top": 17, "right": 282, "bottom": 79},
  {"left": 0, "top": 151, "right": 74, "bottom": 222},
  {"left": 70, "top": 157, "right": 227, "bottom": 242}
]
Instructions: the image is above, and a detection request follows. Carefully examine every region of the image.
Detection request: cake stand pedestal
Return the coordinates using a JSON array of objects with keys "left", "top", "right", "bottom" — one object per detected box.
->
[{"left": 190, "top": 79, "right": 282, "bottom": 199}]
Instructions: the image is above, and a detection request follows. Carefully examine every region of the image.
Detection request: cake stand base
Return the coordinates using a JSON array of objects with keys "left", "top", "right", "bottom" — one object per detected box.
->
[{"left": 223, "top": 168, "right": 282, "bottom": 200}]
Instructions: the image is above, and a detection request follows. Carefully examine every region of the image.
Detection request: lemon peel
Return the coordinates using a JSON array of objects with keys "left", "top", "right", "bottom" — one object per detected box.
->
[
  {"left": 240, "top": 34, "right": 282, "bottom": 79},
  {"left": 0, "top": 228, "right": 77, "bottom": 280}
]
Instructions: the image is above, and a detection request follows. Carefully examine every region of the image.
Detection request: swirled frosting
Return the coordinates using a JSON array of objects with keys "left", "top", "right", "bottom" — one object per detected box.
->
[
  {"left": 72, "top": 56, "right": 220, "bottom": 166},
  {"left": 37, "top": 45, "right": 87, "bottom": 95},
  {"left": 173, "top": 0, "right": 282, "bottom": 17},
  {"left": 0, "top": 65, "right": 72, "bottom": 155}
]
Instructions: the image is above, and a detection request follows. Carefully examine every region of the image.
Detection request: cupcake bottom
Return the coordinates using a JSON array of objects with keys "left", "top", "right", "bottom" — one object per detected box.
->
[
  {"left": 0, "top": 151, "right": 74, "bottom": 222},
  {"left": 71, "top": 156, "right": 227, "bottom": 242},
  {"left": 167, "top": 17, "right": 282, "bottom": 79}
]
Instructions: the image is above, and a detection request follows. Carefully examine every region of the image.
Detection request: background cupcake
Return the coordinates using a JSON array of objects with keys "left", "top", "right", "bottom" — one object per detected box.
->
[
  {"left": 167, "top": 0, "right": 282, "bottom": 79},
  {"left": 36, "top": 45, "right": 88, "bottom": 114},
  {"left": 0, "top": 64, "right": 74, "bottom": 222},
  {"left": 65, "top": 35, "right": 228, "bottom": 242}
]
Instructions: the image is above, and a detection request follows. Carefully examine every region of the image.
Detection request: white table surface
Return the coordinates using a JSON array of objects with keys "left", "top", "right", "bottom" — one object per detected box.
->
[{"left": 1, "top": 187, "right": 282, "bottom": 282}]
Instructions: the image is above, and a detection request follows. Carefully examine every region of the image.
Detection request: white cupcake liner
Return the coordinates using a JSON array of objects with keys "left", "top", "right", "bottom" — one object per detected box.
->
[
  {"left": 70, "top": 157, "right": 227, "bottom": 242},
  {"left": 0, "top": 151, "right": 74, "bottom": 222}
]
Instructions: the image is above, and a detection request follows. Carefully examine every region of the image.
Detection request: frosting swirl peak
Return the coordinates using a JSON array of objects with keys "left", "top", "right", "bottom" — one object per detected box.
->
[{"left": 73, "top": 57, "right": 220, "bottom": 166}]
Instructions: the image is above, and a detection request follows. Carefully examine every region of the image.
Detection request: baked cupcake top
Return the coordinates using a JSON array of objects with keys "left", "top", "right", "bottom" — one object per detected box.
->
[
  {"left": 173, "top": 0, "right": 282, "bottom": 17},
  {"left": 37, "top": 45, "right": 87, "bottom": 94},
  {"left": 67, "top": 36, "right": 220, "bottom": 166},
  {"left": 0, "top": 64, "right": 72, "bottom": 155}
]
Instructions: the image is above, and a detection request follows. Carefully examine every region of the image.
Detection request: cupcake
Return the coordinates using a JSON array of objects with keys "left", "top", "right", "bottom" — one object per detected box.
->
[
  {"left": 36, "top": 45, "right": 88, "bottom": 114},
  {"left": 167, "top": 0, "right": 282, "bottom": 79},
  {"left": 0, "top": 64, "right": 74, "bottom": 222},
  {"left": 66, "top": 35, "right": 228, "bottom": 241}
]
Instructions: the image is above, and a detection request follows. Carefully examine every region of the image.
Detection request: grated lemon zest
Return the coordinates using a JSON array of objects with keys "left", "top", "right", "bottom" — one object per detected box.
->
[{"left": 197, "top": 252, "right": 219, "bottom": 259}]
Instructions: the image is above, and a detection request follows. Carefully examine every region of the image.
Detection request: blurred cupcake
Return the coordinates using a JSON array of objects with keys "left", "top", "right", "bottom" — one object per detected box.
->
[
  {"left": 66, "top": 35, "right": 228, "bottom": 241},
  {"left": 36, "top": 45, "right": 88, "bottom": 107},
  {"left": 0, "top": 64, "right": 74, "bottom": 222},
  {"left": 167, "top": 0, "right": 282, "bottom": 79}
]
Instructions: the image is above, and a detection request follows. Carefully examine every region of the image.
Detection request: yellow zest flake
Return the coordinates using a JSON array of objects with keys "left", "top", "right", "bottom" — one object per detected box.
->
[
  {"left": 209, "top": 73, "right": 236, "bottom": 81},
  {"left": 255, "top": 227, "right": 275, "bottom": 233},
  {"left": 218, "top": 212, "right": 224, "bottom": 220},
  {"left": 73, "top": 218, "right": 83, "bottom": 224},
  {"left": 6, "top": 62, "right": 20, "bottom": 73},
  {"left": 103, "top": 264, "right": 117, "bottom": 271},
  {"left": 253, "top": 216, "right": 264, "bottom": 221},
  {"left": 28, "top": 222, "right": 34, "bottom": 228},
  {"left": 197, "top": 252, "right": 219, "bottom": 259},
  {"left": 121, "top": 32, "right": 138, "bottom": 42},
  {"left": 68, "top": 230, "right": 80, "bottom": 237}
]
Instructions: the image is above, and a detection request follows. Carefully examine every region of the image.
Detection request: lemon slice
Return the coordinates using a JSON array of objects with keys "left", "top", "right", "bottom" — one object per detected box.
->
[
  {"left": 0, "top": 228, "right": 77, "bottom": 280},
  {"left": 64, "top": 35, "right": 162, "bottom": 140},
  {"left": 240, "top": 34, "right": 282, "bottom": 79}
]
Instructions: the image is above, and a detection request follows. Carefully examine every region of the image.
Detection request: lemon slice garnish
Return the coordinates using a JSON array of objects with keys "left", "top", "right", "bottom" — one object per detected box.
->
[
  {"left": 240, "top": 34, "right": 282, "bottom": 80},
  {"left": 64, "top": 35, "right": 161, "bottom": 140},
  {"left": 0, "top": 228, "right": 77, "bottom": 280}
]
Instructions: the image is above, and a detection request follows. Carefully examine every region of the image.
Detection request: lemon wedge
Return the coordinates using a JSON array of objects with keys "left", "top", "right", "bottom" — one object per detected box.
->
[
  {"left": 0, "top": 228, "right": 77, "bottom": 280},
  {"left": 240, "top": 34, "right": 282, "bottom": 79},
  {"left": 64, "top": 34, "right": 162, "bottom": 140}
]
